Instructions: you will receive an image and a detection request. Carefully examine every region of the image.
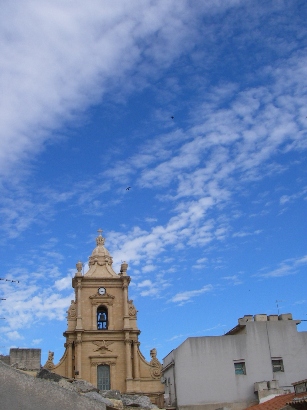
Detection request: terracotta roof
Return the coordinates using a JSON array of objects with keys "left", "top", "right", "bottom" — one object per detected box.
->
[
  {"left": 247, "top": 393, "right": 295, "bottom": 410},
  {"left": 287, "top": 394, "right": 307, "bottom": 406}
]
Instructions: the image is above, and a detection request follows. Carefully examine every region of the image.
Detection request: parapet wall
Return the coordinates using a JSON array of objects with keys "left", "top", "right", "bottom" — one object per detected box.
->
[
  {"left": 239, "top": 313, "right": 294, "bottom": 324},
  {"left": 0, "top": 354, "right": 10, "bottom": 365},
  {"left": 10, "top": 348, "right": 41, "bottom": 370}
]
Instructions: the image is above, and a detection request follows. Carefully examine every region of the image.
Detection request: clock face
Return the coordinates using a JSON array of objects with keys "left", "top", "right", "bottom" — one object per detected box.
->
[{"left": 98, "top": 287, "right": 106, "bottom": 295}]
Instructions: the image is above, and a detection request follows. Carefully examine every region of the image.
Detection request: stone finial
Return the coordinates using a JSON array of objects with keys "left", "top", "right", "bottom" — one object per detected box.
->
[
  {"left": 120, "top": 261, "right": 128, "bottom": 274},
  {"left": 43, "top": 351, "right": 55, "bottom": 370},
  {"left": 76, "top": 261, "right": 83, "bottom": 273},
  {"left": 149, "top": 348, "right": 162, "bottom": 379},
  {"left": 150, "top": 348, "right": 157, "bottom": 359},
  {"left": 96, "top": 229, "right": 105, "bottom": 246}
]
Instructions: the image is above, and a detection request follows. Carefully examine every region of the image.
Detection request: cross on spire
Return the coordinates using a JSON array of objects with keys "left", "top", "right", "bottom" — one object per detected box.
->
[{"left": 96, "top": 229, "right": 105, "bottom": 246}]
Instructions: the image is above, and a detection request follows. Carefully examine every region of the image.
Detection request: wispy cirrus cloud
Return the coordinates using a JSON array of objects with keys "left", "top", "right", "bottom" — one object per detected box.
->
[
  {"left": 256, "top": 255, "right": 307, "bottom": 279},
  {"left": 279, "top": 186, "right": 307, "bottom": 206},
  {"left": 1, "top": 0, "right": 227, "bottom": 179},
  {"left": 222, "top": 274, "right": 243, "bottom": 286},
  {"left": 170, "top": 285, "right": 213, "bottom": 305}
]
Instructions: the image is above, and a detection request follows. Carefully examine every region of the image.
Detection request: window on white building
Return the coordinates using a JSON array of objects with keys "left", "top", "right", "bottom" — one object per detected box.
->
[
  {"left": 234, "top": 361, "right": 246, "bottom": 375},
  {"left": 272, "top": 358, "right": 284, "bottom": 372}
]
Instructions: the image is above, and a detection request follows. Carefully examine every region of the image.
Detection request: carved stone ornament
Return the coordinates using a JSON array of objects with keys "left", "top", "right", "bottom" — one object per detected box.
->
[
  {"left": 67, "top": 300, "right": 77, "bottom": 319},
  {"left": 89, "top": 293, "right": 114, "bottom": 305},
  {"left": 43, "top": 350, "right": 55, "bottom": 370},
  {"left": 92, "top": 340, "right": 114, "bottom": 353},
  {"left": 149, "top": 348, "right": 162, "bottom": 379},
  {"left": 128, "top": 300, "right": 137, "bottom": 317},
  {"left": 88, "top": 229, "right": 114, "bottom": 267}
]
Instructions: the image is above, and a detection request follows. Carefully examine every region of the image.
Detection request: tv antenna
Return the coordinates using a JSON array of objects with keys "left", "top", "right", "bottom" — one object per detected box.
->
[{"left": 276, "top": 300, "right": 284, "bottom": 315}]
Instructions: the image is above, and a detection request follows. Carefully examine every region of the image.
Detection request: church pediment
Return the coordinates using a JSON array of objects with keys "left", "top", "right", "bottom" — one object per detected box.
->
[{"left": 89, "top": 292, "right": 115, "bottom": 305}]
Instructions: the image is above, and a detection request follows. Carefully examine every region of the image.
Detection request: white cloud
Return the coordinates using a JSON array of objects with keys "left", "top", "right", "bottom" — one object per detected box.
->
[
  {"left": 6, "top": 331, "right": 23, "bottom": 341},
  {"left": 256, "top": 254, "right": 307, "bottom": 278},
  {"left": 54, "top": 275, "right": 72, "bottom": 291},
  {"left": 232, "top": 229, "right": 262, "bottom": 238},
  {"left": 222, "top": 275, "right": 243, "bottom": 285},
  {"left": 0, "top": 0, "right": 212, "bottom": 178},
  {"left": 171, "top": 285, "right": 213, "bottom": 304},
  {"left": 134, "top": 275, "right": 170, "bottom": 298},
  {"left": 0, "top": 271, "right": 74, "bottom": 343},
  {"left": 279, "top": 187, "right": 307, "bottom": 206},
  {"left": 32, "top": 338, "right": 43, "bottom": 345}
]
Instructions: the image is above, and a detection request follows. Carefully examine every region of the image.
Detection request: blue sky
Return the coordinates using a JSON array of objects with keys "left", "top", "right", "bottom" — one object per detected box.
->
[{"left": 0, "top": 0, "right": 307, "bottom": 365}]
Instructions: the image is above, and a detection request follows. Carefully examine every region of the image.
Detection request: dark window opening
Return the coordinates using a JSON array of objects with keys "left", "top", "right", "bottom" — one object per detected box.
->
[
  {"left": 234, "top": 362, "right": 246, "bottom": 375},
  {"left": 272, "top": 359, "right": 284, "bottom": 372},
  {"left": 97, "top": 306, "right": 108, "bottom": 330}
]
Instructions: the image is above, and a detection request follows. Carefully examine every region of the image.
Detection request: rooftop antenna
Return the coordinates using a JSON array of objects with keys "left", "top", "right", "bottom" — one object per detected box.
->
[{"left": 276, "top": 300, "right": 284, "bottom": 315}]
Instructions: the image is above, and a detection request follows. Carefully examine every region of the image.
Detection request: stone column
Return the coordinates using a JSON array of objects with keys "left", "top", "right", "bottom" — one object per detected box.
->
[
  {"left": 122, "top": 281, "right": 130, "bottom": 329},
  {"left": 92, "top": 303, "right": 97, "bottom": 330},
  {"left": 66, "top": 341, "right": 73, "bottom": 378},
  {"left": 133, "top": 342, "right": 140, "bottom": 379},
  {"left": 75, "top": 335, "right": 82, "bottom": 379},
  {"left": 90, "top": 362, "right": 96, "bottom": 386},
  {"left": 74, "top": 261, "right": 83, "bottom": 331},
  {"left": 121, "top": 262, "right": 130, "bottom": 329}
]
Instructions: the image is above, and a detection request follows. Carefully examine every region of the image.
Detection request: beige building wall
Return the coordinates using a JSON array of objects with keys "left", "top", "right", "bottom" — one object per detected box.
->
[{"left": 44, "top": 230, "right": 164, "bottom": 405}]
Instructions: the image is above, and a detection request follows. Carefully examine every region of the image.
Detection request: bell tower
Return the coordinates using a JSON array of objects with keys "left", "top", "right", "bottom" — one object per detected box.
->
[{"left": 44, "top": 230, "right": 164, "bottom": 403}]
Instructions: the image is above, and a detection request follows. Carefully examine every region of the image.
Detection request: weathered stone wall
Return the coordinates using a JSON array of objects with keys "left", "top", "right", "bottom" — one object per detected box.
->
[
  {"left": 10, "top": 348, "right": 41, "bottom": 370},
  {"left": 0, "top": 353, "right": 10, "bottom": 365},
  {"left": 0, "top": 360, "right": 107, "bottom": 410}
]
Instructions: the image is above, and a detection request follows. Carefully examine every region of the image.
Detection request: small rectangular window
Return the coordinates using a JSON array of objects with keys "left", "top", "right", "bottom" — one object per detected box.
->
[
  {"left": 294, "top": 382, "right": 307, "bottom": 394},
  {"left": 272, "top": 359, "right": 284, "bottom": 372},
  {"left": 234, "top": 362, "right": 246, "bottom": 375}
]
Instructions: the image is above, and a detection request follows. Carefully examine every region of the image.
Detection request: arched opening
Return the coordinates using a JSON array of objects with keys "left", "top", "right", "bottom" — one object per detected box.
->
[
  {"left": 97, "top": 364, "right": 110, "bottom": 390},
  {"left": 97, "top": 306, "right": 108, "bottom": 330}
]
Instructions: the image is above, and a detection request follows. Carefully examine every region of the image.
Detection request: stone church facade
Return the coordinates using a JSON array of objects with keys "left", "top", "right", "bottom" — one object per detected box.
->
[{"left": 44, "top": 230, "right": 164, "bottom": 404}]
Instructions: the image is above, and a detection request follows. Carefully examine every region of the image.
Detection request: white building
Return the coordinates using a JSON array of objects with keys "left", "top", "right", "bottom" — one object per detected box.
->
[{"left": 162, "top": 313, "right": 307, "bottom": 410}]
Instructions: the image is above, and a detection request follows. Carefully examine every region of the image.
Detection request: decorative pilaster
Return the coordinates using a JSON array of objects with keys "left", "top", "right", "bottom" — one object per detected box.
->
[{"left": 125, "top": 338, "right": 132, "bottom": 379}]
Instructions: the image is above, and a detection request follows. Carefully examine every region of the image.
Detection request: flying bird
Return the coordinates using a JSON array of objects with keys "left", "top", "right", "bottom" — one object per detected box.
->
[
  {"left": 126, "top": 187, "right": 131, "bottom": 190},
  {"left": 171, "top": 116, "right": 174, "bottom": 119}
]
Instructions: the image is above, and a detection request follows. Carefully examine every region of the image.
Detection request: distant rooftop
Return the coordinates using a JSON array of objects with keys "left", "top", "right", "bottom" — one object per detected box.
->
[{"left": 226, "top": 313, "right": 300, "bottom": 335}]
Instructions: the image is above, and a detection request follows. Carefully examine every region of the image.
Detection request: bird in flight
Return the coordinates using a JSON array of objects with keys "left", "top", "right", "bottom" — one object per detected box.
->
[
  {"left": 126, "top": 187, "right": 131, "bottom": 190},
  {"left": 171, "top": 116, "right": 174, "bottom": 119}
]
